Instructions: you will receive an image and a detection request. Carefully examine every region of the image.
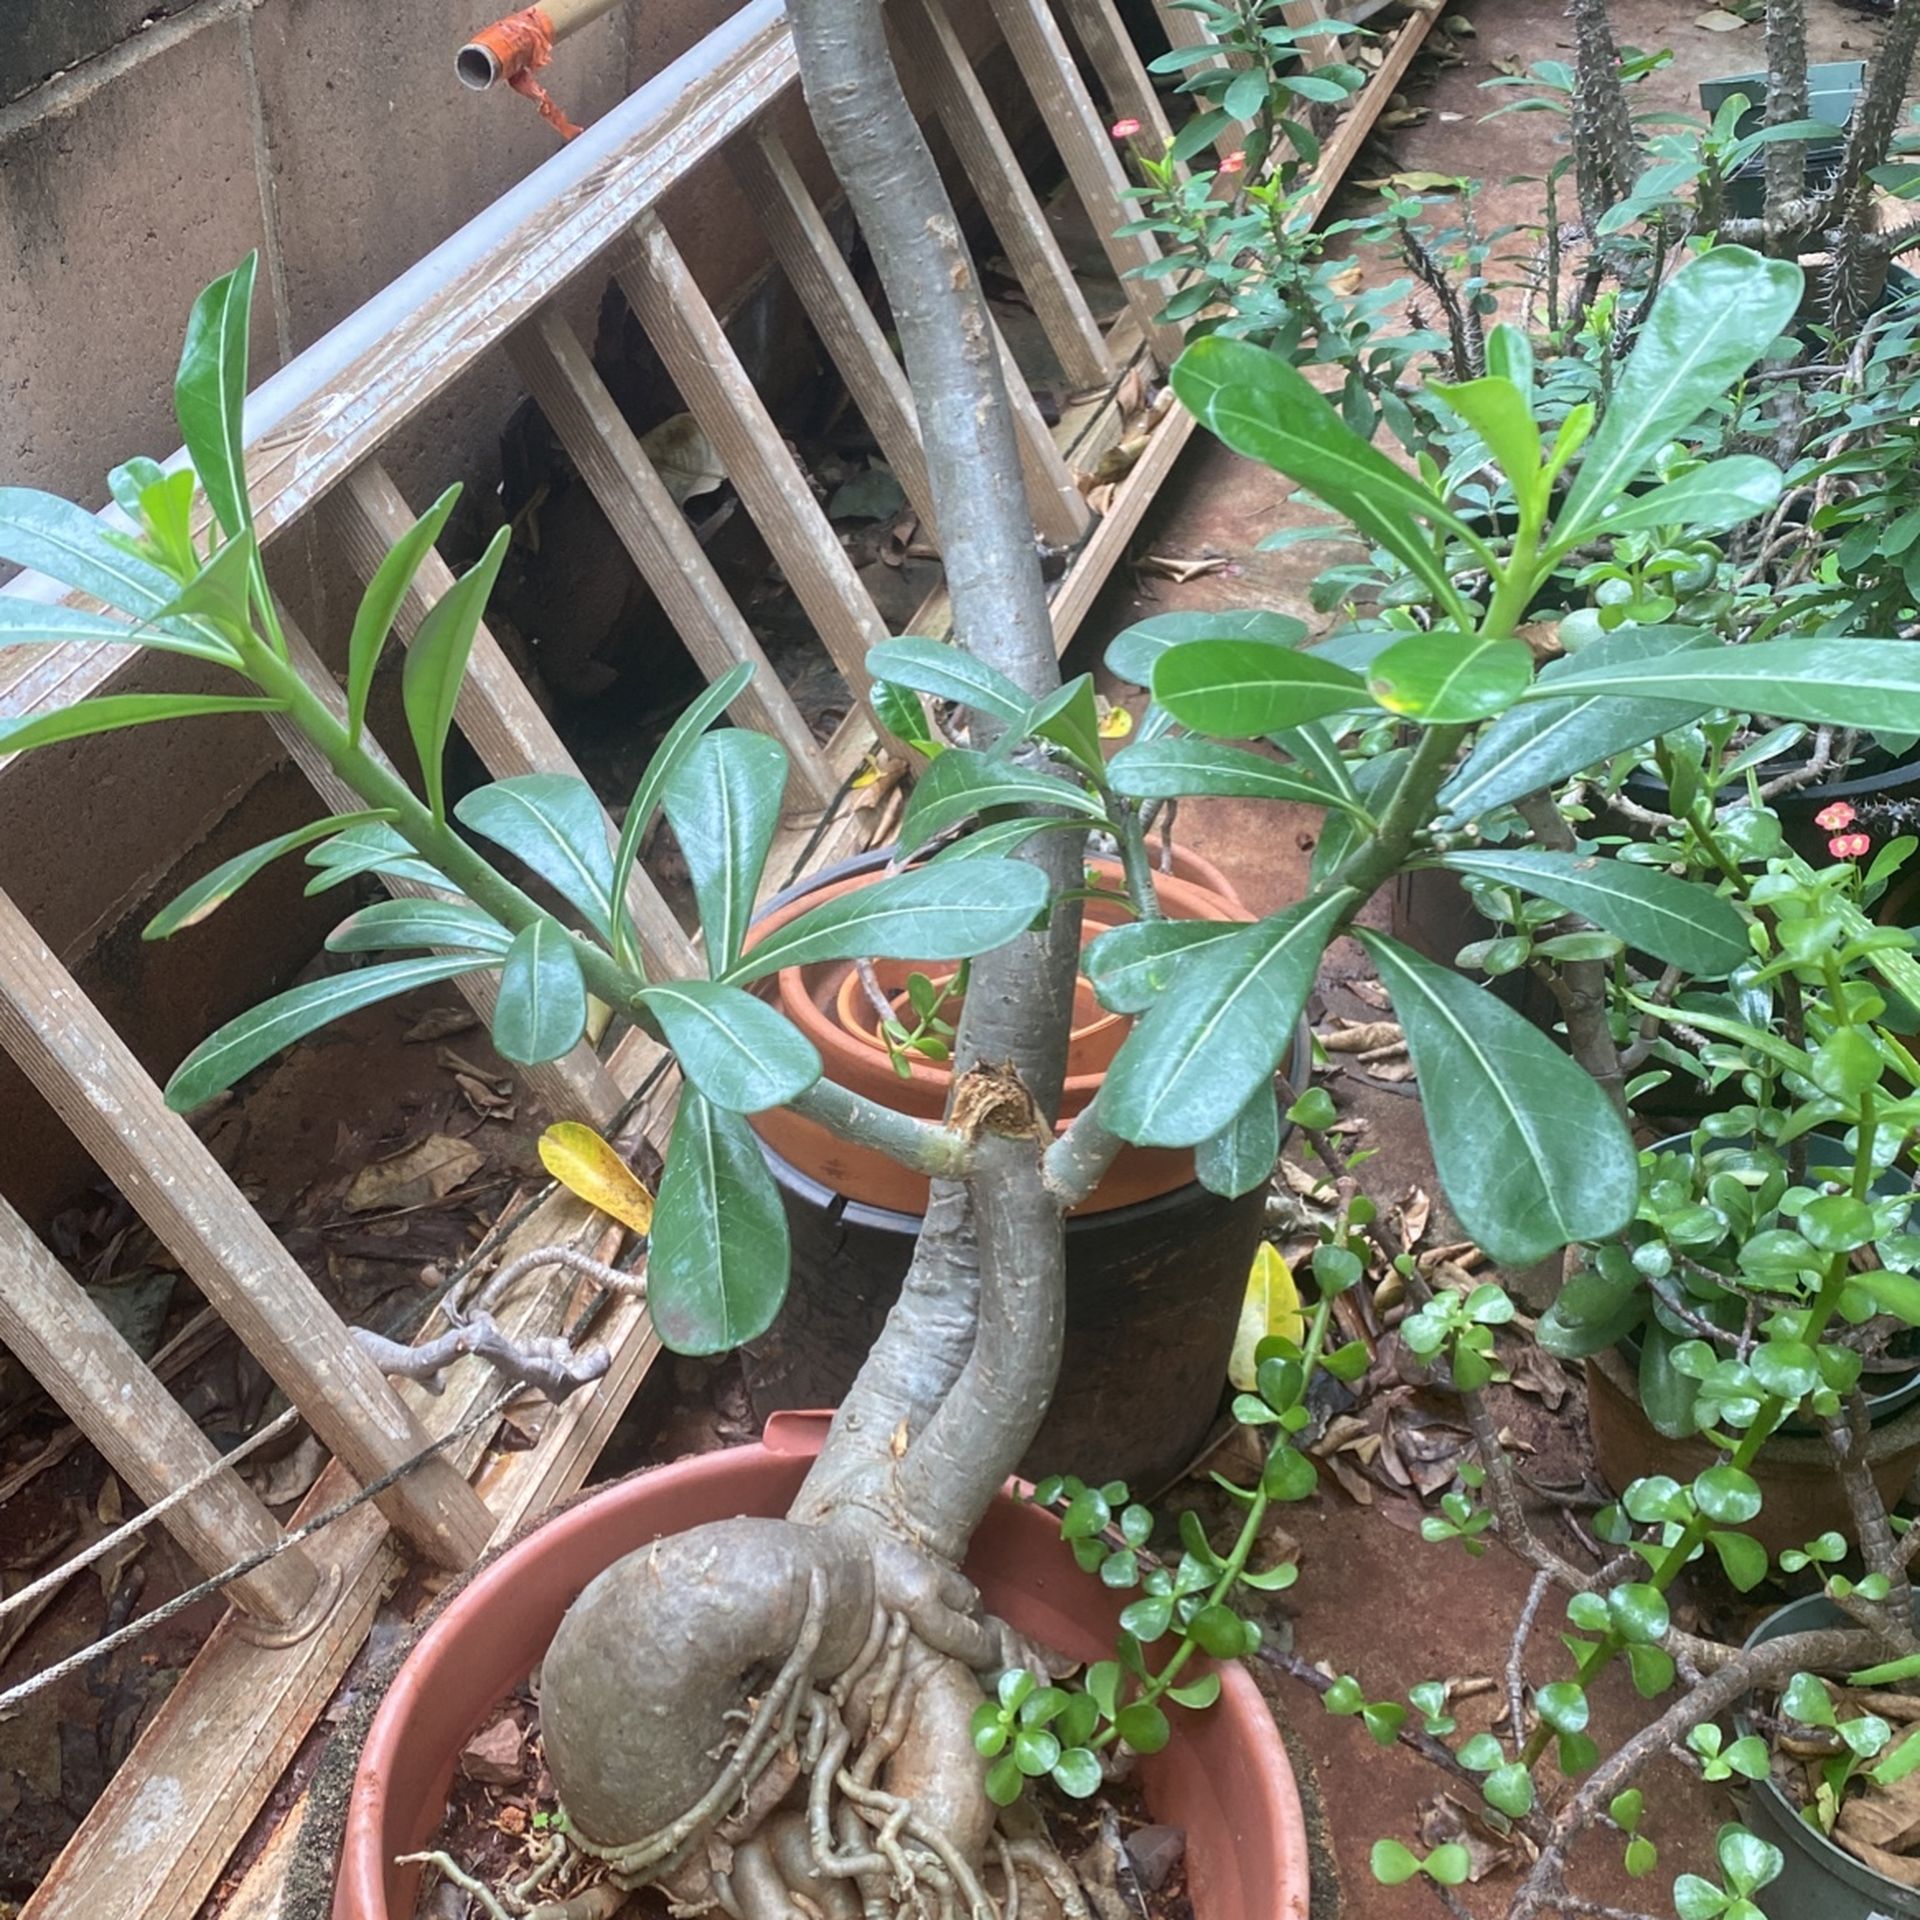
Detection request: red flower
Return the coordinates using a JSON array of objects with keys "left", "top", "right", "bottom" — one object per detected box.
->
[
  {"left": 1830, "top": 832, "right": 1872, "bottom": 859},
  {"left": 1815, "top": 800, "right": 1857, "bottom": 831},
  {"left": 1110, "top": 117, "right": 1142, "bottom": 139},
  {"left": 1219, "top": 149, "right": 1248, "bottom": 175}
]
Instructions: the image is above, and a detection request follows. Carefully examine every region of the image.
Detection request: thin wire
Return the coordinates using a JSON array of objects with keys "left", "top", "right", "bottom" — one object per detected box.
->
[
  {"left": 0, "top": 1389, "right": 511, "bottom": 1716},
  {"left": 0, "top": 1403, "right": 305, "bottom": 1627}
]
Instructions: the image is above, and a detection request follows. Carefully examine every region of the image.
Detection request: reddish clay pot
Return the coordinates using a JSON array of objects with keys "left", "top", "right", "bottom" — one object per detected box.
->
[
  {"left": 1586, "top": 1347, "right": 1920, "bottom": 1558},
  {"left": 337, "top": 1417, "right": 1311, "bottom": 1920},
  {"left": 747, "top": 855, "right": 1249, "bottom": 1216}
]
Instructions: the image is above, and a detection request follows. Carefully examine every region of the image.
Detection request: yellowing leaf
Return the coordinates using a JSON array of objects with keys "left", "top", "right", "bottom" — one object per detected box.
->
[
  {"left": 538, "top": 1122, "right": 655, "bottom": 1235},
  {"left": 1230, "top": 1242, "right": 1305, "bottom": 1390},
  {"left": 1097, "top": 702, "right": 1135, "bottom": 740},
  {"left": 851, "top": 755, "right": 885, "bottom": 789}
]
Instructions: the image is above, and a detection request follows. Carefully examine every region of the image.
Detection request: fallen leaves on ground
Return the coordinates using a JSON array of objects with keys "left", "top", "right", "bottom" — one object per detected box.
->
[{"left": 344, "top": 1133, "right": 488, "bottom": 1214}]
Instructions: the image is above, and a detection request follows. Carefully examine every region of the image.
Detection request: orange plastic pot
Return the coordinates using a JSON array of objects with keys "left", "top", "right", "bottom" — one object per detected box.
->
[
  {"left": 747, "top": 853, "right": 1249, "bottom": 1215},
  {"left": 336, "top": 1416, "right": 1311, "bottom": 1920}
]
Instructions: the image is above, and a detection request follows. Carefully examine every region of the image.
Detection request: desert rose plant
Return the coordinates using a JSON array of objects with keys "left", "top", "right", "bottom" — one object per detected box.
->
[{"left": 9, "top": 0, "right": 1920, "bottom": 1901}]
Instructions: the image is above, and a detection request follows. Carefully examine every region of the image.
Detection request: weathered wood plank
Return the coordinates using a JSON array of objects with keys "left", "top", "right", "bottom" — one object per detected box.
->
[
  {"left": 893, "top": 0, "right": 1115, "bottom": 392},
  {"left": 614, "top": 215, "right": 891, "bottom": 723},
  {"left": 0, "top": 1195, "right": 319, "bottom": 1629},
  {"left": 19, "top": 1481, "right": 396, "bottom": 1920},
  {"left": 28, "top": 1184, "right": 659, "bottom": 1920},
  {"left": 0, "top": 886, "right": 495, "bottom": 1571},
  {"left": 1057, "top": 0, "right": 1180, "bottom": 152},
  {"left": 500, "top": 317, "right": 844, "bottom": 812},
  {"left": 329, "top": 463, "right": 706, "bottom": 974},
  {"left": 988, "top": 0, "right": 1186, "bottom": 366},
  {"left": 728, "top": 127, "right": 943, "bottom": 536}
]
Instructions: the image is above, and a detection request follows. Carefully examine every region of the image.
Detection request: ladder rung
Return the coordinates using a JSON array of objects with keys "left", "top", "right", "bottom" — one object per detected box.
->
[
  {"left": 614, "top": 214, "right": 891, "bottom": 726},
  {"left": 988, "top": 0, "right": 1187, "bottom": 368},
  {"left": 506, "top": 307, "right": 842, "bottom": 812},
  {"left": 894, "top": 0, "right": 1115, "bottom": 393}
]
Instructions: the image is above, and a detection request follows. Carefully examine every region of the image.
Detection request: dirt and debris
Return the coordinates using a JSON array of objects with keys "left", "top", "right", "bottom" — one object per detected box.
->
[
  {"left": 0, "top": 980, "right": 544, "bottom": 1903},
  {"left": 408, "top": 1683, "right": 1194, "bottom": 1920}
]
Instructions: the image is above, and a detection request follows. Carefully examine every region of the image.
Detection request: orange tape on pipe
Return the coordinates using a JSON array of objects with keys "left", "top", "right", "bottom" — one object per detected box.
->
[{"left": 468, "top": 7, "right": 584, "bottom": 140}]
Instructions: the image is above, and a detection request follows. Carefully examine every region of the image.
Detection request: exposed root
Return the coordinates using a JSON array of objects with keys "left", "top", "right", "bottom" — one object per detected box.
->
[{"left": 410, "top": 1597, "right": 1093, "bottom": 1920}]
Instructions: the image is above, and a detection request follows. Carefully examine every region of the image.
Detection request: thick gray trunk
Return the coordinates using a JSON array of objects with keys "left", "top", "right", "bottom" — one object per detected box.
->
[{"left": 785, "top": 0, "right": 1081, "bottom": 1537}]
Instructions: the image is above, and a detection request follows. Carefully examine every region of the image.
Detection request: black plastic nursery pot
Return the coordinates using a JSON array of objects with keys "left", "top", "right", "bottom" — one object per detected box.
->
[
  {"left": 744, "top": 1138, "right": 1271, "bottom": 1492},
  {"left": 1700, "top": 63, "right": 1861, "bottom": 224},
  {"left": 743, "top": 845, "right": 1292, "bottom": 1492},
  {"left": 1735, "top": 1594, "right": 1920, "bottom": 1920}
]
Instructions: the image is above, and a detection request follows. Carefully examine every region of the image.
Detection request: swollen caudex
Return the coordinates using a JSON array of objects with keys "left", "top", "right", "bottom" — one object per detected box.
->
[{"left": 529, "top": 1515, "right": 1086, "bottom": 1919}]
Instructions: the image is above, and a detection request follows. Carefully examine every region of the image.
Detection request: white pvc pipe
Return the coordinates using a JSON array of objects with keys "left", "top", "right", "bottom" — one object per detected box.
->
[{"left": 3, "top": 0, "right": 788, "bottom": 608}]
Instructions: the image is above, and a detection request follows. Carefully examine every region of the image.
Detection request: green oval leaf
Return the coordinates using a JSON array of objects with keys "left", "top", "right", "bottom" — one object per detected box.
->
[
  {"left": 1369, "top": 1840, "right": 1420, "bottom": 1886},
  {"left": 0, "top": 692, "right": 286, "bottom": 763},
  {"left": 326, "top": 897, "right": 514, "bottom": 956},
  {"left": 146, "top": 809, "right": 396, "bottom": 939},
  {"left": 401, "top": 524, "right": 511, "bottom": 825},
  {"left": 492, "top": 919, "right": 588, "bottom": 1066},
  {"left": 1083, "top": 920, "right": 1247, "bottom": 1015},
  {"left": 1105, "top": 608, "right": 1308, "bottom": 689},
  {"left": 1533, "top": 638, "right": 1920, "bottom": 737},
  {"left": 1438, "top": 849, "right": 1749, "bottom": 977},
  {"left": 897, "top": 746, "right": 1109, "bottom": 851},
  {"left": 1196, "top": 1081, "right": 1282, "bottom": 1199},
  {"left": 609, "top": 664, "right": 754, "bottom": 968},
  {"left": 1051, "top": 1747, "right": 1103, "bottom": 1799},
  {"left": 1555, "top": 247, "right": 1803, "bottom": 543},
  {"left": 0, "top": 485, "right": 183, "bottom": 620},
  {"left": 1693, "top": 1466, "right": 1763, "bottom": 1525},
  {"left": 163, "top": 954, "right": 489, "bottom": 1111},
  {"left": 1367, "top": 632, "right": 1533, "bottom": 724},
  {"left": 1152, "top": 639, "right": 1369, "bottom": 739},
  {"left": 663, "top": 729, "right": 789, "bottom": 975},
  {"left": 1439, "top": 625, "right": 1718, "bottom": 820},
  {"left": 1100, "top": 894, "right": 1347, "bottom": 1146},
  {"left": 865, "top": 635, "right": 1030, "bottom": 724},
  {"left": 303, "top": 820, "right": 450, "bottom": 895},
  {"left": 1171, "top": 334, "right": 1477, "bottom": 613},
  {"left": 1106, "top": 736, "right": 1350, "bottom": 809},
  {"left": 648, "top": 1088, "right": 789, "bottom": 1355},
  {"left": 728, "top": 860, "right": 1048, "bottom": 984},
  {"left": 347, "top": 483, "right": 461, "bottom": 746},
  {"left": 1358, "top": 932, "right": 1637, "bottom": 1265},
  {"left": 1431, "top": 374, "right": 1543, "bottom": 499},
  {"left": 1536, "top": 1681, "right": 1589, "bottom": 1736},
  {"left": 1583, "top": 456, "right": 1784, "bottom": 541},
  {"left": 639, "top": 979, "right": 821, "bottom": 1113},
  {"left": 456, "top": 774, "right": 617, "bottom": 941},
  {"left": 175, "top": 254, "right": 259, "bottom": 543},
  {"left": 0, "top": 593, "right": 234, "bottom": 665},
  {"left": 1608, "top": 1583, "right": 1671, "bottom": 1644},
  {"left": 1114, "top": 1700, "right": 1170, "bottom": 1755}
]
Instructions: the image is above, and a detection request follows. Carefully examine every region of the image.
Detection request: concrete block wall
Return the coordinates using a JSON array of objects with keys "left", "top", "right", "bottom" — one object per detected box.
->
[{"left": 0, "top": 0, "right": 1028, "bottom": 1218}]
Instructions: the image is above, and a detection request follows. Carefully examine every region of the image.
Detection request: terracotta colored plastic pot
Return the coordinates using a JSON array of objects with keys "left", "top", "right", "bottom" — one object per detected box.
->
[
  {"left": 337, "top": 1416, "right": 1311, "bottom": 1920},
  {"left": 747, "top": 853, "right": 1249, "bottom": 1215}
]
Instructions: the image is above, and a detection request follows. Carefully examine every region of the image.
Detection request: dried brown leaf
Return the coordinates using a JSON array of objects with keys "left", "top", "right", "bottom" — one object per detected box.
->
[
  {"left": 1320, "top": 1019, "right": 1403, "bottom": 1054},
  {"left": 344, "top": 1134, "right": 487, "bottom": 1214}
]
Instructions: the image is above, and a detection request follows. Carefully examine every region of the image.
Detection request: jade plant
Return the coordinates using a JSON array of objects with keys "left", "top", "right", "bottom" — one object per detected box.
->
[{"left": 12, "top": 5, "right": 1920, "bottom": 1908}]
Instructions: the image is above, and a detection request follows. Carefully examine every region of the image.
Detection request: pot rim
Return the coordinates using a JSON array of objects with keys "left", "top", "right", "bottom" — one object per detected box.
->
[
  {"left": 338, "top": 1419, "right": 1311, "bottom": 1920},
  {"left": 1732, "top": 1592, "right": 1920, "bottom": 1913},
  {"left": 754, "top": 858, "right": 1246, "bottom": 1108}
]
